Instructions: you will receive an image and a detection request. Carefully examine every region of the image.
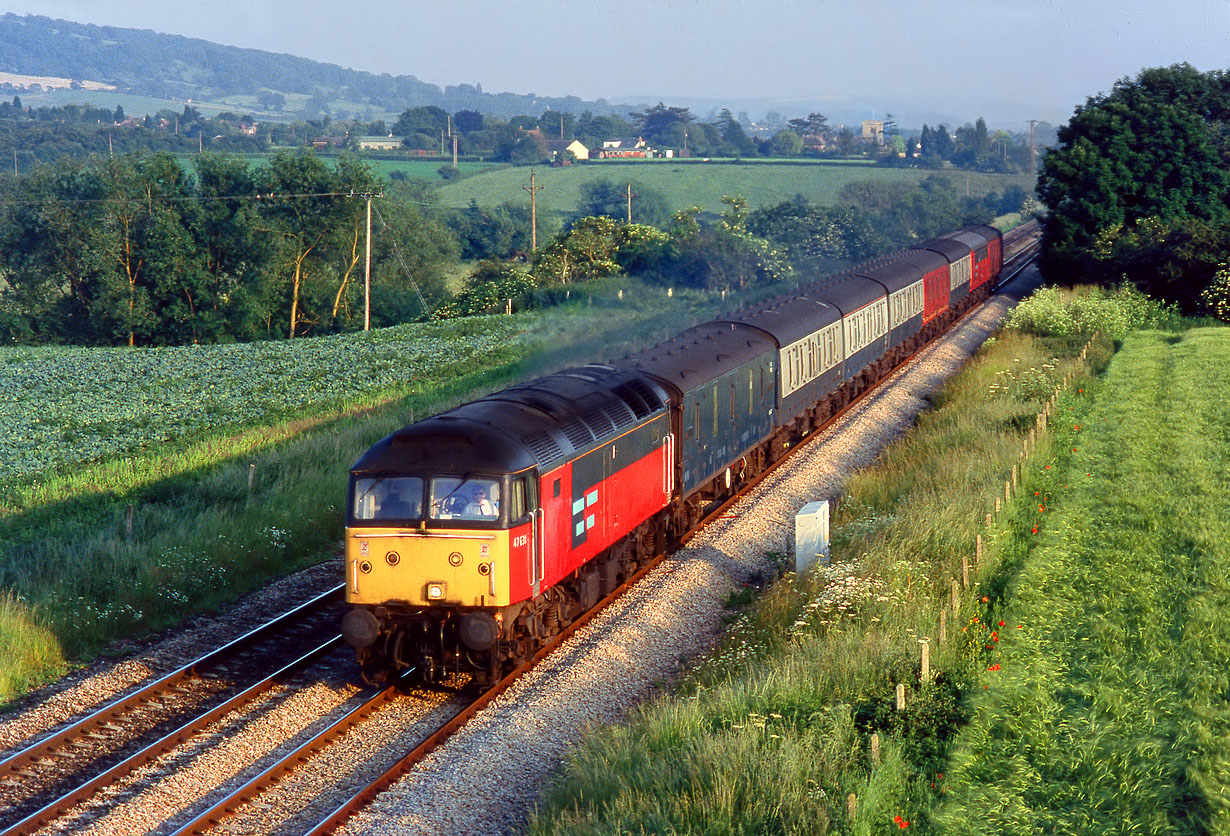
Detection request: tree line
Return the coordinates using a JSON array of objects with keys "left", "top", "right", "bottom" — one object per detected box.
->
[
  {"left": 0, "top": 150, "right": 455, "bottom": 345},
  {"left": 0, "top": 144, "right": 1025, "bottom": 346},
  {"left": 2, "top": 95, "right": 1050, "bottom": 173}
]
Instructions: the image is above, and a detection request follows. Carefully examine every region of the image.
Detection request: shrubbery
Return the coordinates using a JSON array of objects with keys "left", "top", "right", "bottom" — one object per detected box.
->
[{"left": 1004, "top": 284, "right": 1182, "bottom": 340}]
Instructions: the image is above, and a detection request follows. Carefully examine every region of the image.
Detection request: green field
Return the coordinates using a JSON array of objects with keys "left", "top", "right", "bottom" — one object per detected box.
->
[{"left": 435, "top": 160, "right": 1035, "bottom": 215}]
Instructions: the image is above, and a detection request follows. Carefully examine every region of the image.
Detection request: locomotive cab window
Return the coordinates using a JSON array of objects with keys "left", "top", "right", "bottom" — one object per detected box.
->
[
  {"left": 430, "top": 476, "right": 502, "bottom": 522},
  {"left": 352, "top": 476, "right": 424, "bottom": 523},
  {"left": 508, "top": 476, "right": 532, "bottom": 522}
]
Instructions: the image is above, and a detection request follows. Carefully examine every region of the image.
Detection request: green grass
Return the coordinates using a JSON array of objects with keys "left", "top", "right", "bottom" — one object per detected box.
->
[
  {"left": 523, "top": 287, "right": 1192, "bottom": 836},
  {"left": 435, "top": 162, "right": 1035, "bottom": 216},
  {"left": 936, "top": 327, "right": 1230, "bottom": 835}
]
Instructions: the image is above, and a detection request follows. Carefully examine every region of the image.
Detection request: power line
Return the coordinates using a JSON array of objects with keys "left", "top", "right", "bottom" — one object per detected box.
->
[{"left": 0, "top": 189, "right": 385, "bottom": 207}]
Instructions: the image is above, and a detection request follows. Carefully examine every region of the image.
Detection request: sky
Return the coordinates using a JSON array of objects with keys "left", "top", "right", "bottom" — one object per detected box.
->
[{"left": 6, "top": 0, "right": 1230, "bottom": 126}]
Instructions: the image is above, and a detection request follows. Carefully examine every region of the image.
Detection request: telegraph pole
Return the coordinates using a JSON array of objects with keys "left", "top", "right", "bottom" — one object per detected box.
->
[
  {"left": 364, "top": 194, "right": 373, "bottom": 330},
  {"left": 523, "top": 170, "right": 543, "bottom": 251},
  {"left": 1029, "top": 120, "right": 1039, "bottom": 172}
]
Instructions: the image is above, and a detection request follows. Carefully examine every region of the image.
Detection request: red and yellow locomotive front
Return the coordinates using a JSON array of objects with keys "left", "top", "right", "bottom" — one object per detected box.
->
[
  {"left": 340, "top": 365, "right": 675, "bottom": 684},
  {"left": 343, "top": 465, "right": 537, "bottom": 682}
]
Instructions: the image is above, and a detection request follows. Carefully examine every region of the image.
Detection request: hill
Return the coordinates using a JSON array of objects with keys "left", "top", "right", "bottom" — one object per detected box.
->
[{"left": 0, "top": 13, "right": 630, "bottom": 119}]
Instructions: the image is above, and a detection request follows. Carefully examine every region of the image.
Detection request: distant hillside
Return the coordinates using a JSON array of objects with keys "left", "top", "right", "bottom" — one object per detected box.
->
[{"left": 0, "top": 13, "right": 627, "bottom": 118}]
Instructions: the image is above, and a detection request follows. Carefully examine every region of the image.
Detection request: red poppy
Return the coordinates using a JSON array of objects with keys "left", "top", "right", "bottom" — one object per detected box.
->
[{"left": 999, "top": 621, "right": 1005, "bottom": 627}]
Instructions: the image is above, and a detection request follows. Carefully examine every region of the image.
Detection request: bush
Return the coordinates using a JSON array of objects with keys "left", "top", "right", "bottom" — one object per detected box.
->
[
  {"left": 1004, "top": 284, "right": 1181, "bottom": 340},
  {"left": 1199, "top": 265, "right": 1230, "bottom": 322}
]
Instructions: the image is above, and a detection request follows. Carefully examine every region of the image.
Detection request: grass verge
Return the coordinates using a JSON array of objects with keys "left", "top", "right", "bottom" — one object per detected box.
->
[{"left": 936, "top": 326, "right": 1230, "bottom": 834}]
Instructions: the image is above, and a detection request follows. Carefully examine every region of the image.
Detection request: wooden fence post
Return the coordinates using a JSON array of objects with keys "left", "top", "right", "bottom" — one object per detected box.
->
[
  {"left": 920, "top": 639, "right": 930, "bottom": 683},
  {"left": 939, "top": 608, "right": 947, "bottom": 642},
  {"left": 896, "top": 683, "right": 906, "bottom": 712}
]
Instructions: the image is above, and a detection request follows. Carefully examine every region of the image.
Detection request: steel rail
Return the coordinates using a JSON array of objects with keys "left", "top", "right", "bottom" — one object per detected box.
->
[
  {"left": 166, "top": 667, "right": 418, "bottom": 836},
  {"left": 0, "top": 636, "right": 344, "bottom": 836},
  {"left": 0, "top": 583, "right": 345, "bottom": 786}
]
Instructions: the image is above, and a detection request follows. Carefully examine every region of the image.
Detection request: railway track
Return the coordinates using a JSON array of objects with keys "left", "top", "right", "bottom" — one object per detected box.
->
[
  {"left": 4, "top": 230, "right": 1043, "bottom": 836},
  {"left": 0, "top": 585, "right": 346, "bottom": 836}
]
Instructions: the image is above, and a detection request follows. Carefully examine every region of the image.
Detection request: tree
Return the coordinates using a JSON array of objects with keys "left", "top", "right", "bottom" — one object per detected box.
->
[
  {"left": 770, "top": 129, "right": 803, "bottom": 156},
  {"left": 255, "top": 149, "right": 352, "bottom": 338},
  {"left": 191, "top": 152, "right": 274, "bottom": 340},
  {"left": 532, "top": 216, "right": 623, "bottom": 284},
  {"left": 1038, "top": 64, "right": 1230, "bottom": 301},
  {"left": 452, "top": 109, "right": 484, "bottom": 132},
  {"left": 629, "top": 103, "right": 694, "bottom": 144},
  {"left": 717, "top": 109, "right": 755, "bottom": 156},
  {"left": 787, "top": 112, "right": 828, "bottom": 138},
  {"left": 665, "top": 196, "right": 792, "bottom": 291},
  {"left": 394, "top": 106, "right": 450, "bottom": 138}
]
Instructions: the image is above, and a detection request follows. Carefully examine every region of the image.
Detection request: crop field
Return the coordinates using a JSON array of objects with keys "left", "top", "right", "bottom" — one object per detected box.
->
[
  {"left": 0, "top": 318, "right": 530, "bottom": 488},
  {"left": 434, "top": 160, "right": 1036, "bottom": 216}
]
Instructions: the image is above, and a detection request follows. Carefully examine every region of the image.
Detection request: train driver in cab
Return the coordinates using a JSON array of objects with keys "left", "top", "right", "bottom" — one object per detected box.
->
[{"left": 463, "top": 485, "right": 498, "bottom": 518}]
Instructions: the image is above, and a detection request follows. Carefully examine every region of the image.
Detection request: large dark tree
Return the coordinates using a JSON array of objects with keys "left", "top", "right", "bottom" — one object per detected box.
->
[{"left": 1038, "top": 63, "right": 1230, "bottom": 307}]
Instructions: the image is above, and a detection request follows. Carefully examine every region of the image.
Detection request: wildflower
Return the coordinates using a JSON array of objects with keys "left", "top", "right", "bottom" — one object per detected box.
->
[
  {"left": 988, "top": 663, "right": 1001, "bottom": 671},
  {"left": 999, "top": 621, "right": 1005, "bottom": 627},
  {"left": 981, "top": 596, "right": 989, "bottom": 603}
]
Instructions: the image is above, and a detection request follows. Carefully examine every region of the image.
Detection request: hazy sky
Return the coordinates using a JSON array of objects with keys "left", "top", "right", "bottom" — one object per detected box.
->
[{"left": 7, "top": 0, "right": 1230, "bottom": 124}]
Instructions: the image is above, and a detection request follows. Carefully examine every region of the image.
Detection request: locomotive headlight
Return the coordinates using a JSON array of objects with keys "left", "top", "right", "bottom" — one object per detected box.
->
[{"left": 426, "top": 582, "right": 446, "bottom": 601}]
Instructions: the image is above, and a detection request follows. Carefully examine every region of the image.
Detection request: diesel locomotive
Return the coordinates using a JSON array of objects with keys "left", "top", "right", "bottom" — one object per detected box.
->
[{"left": 341, "top": 224, "right": 1006, "bottom": 684}]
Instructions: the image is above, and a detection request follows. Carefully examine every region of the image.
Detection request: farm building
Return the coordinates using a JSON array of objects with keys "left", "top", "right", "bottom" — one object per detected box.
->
[
  {"left": 545, "top": 139, "right": 590, "bottom": 161},
  {"left": 357, "top": 135, "right": 405, "bottom": 151}
]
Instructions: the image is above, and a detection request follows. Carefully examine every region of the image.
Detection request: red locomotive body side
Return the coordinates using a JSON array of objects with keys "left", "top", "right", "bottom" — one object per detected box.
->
[
  {"left": 535, "top": 420, "right": 671, "bottom": 594},
  {"left": 507, "top": 518, "right": 534, "bottom": 604}
]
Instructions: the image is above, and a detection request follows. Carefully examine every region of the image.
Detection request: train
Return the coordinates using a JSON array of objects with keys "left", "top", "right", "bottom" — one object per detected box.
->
[{"left": 340, "top": 223, "right": 1007, "bottom": 684}]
